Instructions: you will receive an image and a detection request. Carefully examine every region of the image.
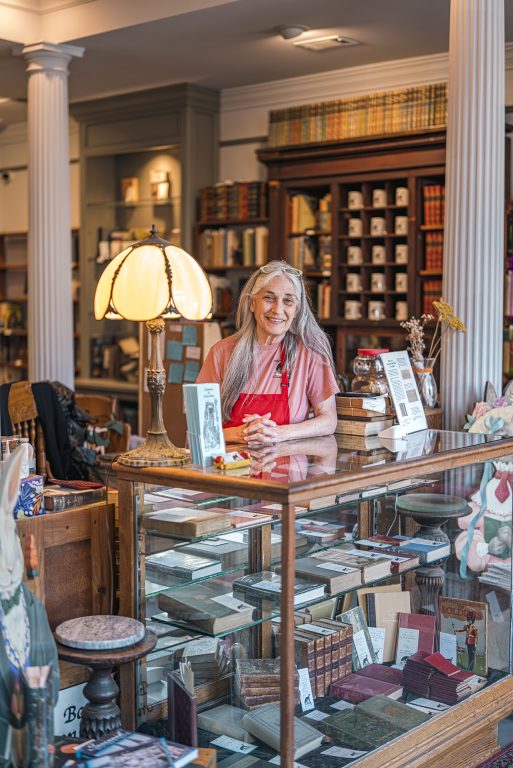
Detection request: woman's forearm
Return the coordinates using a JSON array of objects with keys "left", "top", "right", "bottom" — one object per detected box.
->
[{"left": 275, "top": 411, "right": 337, "bottom": 442}]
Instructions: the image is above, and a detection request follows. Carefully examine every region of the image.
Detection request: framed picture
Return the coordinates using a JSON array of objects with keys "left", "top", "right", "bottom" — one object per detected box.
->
[{"left": 150, "top": 169, "right": 171, "bottom": 201}]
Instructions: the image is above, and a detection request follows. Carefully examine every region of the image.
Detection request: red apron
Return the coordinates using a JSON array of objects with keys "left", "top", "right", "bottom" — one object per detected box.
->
[{"left": 224, "top": 346, "right": 290, "bottom": 428}]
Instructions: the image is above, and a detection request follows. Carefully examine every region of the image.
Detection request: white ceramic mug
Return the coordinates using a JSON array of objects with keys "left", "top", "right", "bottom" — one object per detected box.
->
[
  {"left": 395, "top": 216, "right": 409, "bottom": 235},
  {"left": 347, "top": 245, "right": 363, "bottom": 265},
  {"left": 371, "top": 272, "right": 386, "bottom": 292},
  {"left": 348, "top": 190, "right": 364, "bottom": 209},
  {"left": 348, "top": 218, "right": 363, "bottom": 236},
  {"left": 345, "top": 300, "right": 363, "bottom": 320},
  {"left": 346, "top": 273, "right": 363, "bottom": 292},
  {"left": 396, "top": 187, "right": 409, "bottom": 206},
  {"left": 372, "top": 245, "right": 386, "bottom": 264},
  {"left": 368, "top": 300, "right": 386, "bottom": 321},
  {"left": 395, "top": 244, "right": 408, "bottom": 264},
  {"left": 395, "top": 301, "right": 409, "bottom": 321},
  {"left": 395, "top": 273, "right": 408, "bottom": 292},
  {"left": 373, "top": 188, "right": 387, "bottom": 207},
  {"left": 370, "top": 217, "right": 386, "bottom": 236}
]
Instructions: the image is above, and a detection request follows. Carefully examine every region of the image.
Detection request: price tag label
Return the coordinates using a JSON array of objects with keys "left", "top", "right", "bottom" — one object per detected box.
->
[
  {"left": 297, "top": 667, "right": 315, "bottom": 712},
  {"left": 322, "top": 746, "right": 368, "bottom": 759},
  {"left": 304, "top": 709, "right": 329, "bottom": 721},
  {"left": 211, "top": 593, "right": 254, "bottom": 613},
  {"left": 211, "top": 736, "right": 256, "bottom": 753}
]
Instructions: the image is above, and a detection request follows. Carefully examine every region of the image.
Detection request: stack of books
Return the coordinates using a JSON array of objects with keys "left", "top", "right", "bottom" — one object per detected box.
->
[
  {"left": 146, "top": 549, "right": 223, "bottom": 582},
  {"left": 355, "top": 534, "right": 451, "bottom": 564},
  {"left": 241, "top": 704, "right": 324, "bottom": 760},
  {"left": 73, "top": 729, "right": 198, "bottom": 767},
  {"left": 157, "top": 581, "right": 255, "bottom": 635},
  {"left": 182, "top": 638, "right": 230, "bottom": 684},
  {"left": 330, "top": 665, "right": 403, "bottom": 703},
  {"left": 335, "top": 393, "right": 395, "bottom": 440},
  {"left": 402, "top": 651, "right": 487, "bottom": 704},
  {"left": 198, "top": 181, "right": 268, "bottom": 222},
  {"left": 478, "top": 562, "right": 511, "bottom": 589},
  {"left": 277, "top": 618, "right": 352, "bottom": 697},
  {"left": 282, "top": 555, "right": 360, "bottom": 595},
  {"left": 235, "top": 658, "right": 298, "bottom": 709},
  {"left": 310, "top": 546, "right": 392, "bottom": 583}
]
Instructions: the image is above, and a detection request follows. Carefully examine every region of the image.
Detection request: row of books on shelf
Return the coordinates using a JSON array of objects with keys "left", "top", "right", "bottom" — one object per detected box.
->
[
  {"left": 198, "top": 227, "right": 269, "bottom": 268},
  {"left": 422, "top": 279, "right": 443, "bottom": 315},
  {"left": 289, "top": 233, "right": 332, "bottom": 272},
  {"left": 422, "top": 184, "right": 445, "bottom": 227},
  {"left": 199, "top": 181, "right": 268, "bottom": 222},
  {"left": 424, "top": 231, "right": 444, "bottom": 271},
  {"left": 268, "top": 82, "right": 448, "bottom": 148},
  {"left": 290, "top": 192, "right": 332, "bottom": 232}
]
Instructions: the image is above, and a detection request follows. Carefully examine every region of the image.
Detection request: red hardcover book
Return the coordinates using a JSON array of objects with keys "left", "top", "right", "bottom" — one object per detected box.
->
[
  {"left": 424, "top": 652, "right": 461, "bottom": 677},
  {"left": 397, "top": 613, "right": 435, "bottom": 654},
  {"left": 356, "top": 663, "right": 403, "bottom": 686},
  {"left": 330, "top": 672, "right": 402, "bottom": 704}
]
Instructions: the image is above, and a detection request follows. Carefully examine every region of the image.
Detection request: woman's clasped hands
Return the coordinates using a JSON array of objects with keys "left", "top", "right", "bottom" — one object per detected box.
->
[{"left": 242, "top": 412, "right": 279, "bottom": 446}]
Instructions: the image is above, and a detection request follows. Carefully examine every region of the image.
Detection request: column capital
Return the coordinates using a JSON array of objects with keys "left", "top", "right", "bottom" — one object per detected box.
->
[{"left": 22, "top": 41, "right": 84, "bottom": 75}]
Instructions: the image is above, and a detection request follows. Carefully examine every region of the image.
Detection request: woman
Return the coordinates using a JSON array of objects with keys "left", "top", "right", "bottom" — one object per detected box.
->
[{"left": 196, "top": 260, "right": 339, "bottom": 445}]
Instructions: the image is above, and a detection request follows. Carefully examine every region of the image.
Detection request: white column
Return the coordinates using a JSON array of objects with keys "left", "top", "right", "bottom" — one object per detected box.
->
[
  {"left": 23, "top": 42, "right": 84, "bottom": 389},
  {"left": 441, "top": 0, "right": 504, "bottom": 429}
]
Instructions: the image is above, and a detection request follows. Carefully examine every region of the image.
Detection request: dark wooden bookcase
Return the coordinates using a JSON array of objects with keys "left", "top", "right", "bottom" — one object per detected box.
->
[{"left": 258, "top": 128, "right": 447, "bottom": 374}]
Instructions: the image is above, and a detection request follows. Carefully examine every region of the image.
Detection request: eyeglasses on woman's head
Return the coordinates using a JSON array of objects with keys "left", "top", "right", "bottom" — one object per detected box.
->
[{"left": 259, "top": 263, "right": 302, "bottom": 278}]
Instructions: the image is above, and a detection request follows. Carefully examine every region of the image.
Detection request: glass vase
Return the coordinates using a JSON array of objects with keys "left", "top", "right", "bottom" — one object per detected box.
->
[{"left": 414, "top": 357, "right": 438, "bottom": 408}]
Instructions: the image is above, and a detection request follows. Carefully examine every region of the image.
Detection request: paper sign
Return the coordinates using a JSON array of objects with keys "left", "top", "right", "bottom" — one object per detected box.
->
[
  {"left": 395, "top": 627, "right": 419, "bottom": 668},
  {"left": 211, "top": 593, "right": 254, "bottom": 613},
  {"left": 439, "top": 631, "right": 458, "bottom": 663},
  {"left": 486, "top": 590, "right": 504, "bottom": 623},
  {"left": 316, "top": 562, "right": 358, "bottom": 574},
  {"left": 298, "top": 667, "right": 315, "bottom": 711},
  {"left": 168, "top": 363, "right": 183, "bottom": 383},
  {"left": 409, "top": 697, "right": 449, "bottom": 712},
  {"left": 353, "top": 629, "right": 373, "bottom": 667},
  {"left": 211, "top": 735, "right": 256, "bottom": 753},
  {"left": 168, "top": 323, "right": 182, "bottom": 335},
  {"left": 322, "top": 746, "right": 367, "bottom": 759},
  {"left": 303, "top": 709, "right": 329, "bottom": 721},
  {"left": 380, "top": 350, "right": 427, "bottom": 433},
  {"left": 330, "top": 699, "right": 355, "bottom": 711},
  {"left": 369, "top": 627, "right": 385, "bottom": 664},
  {"left": 299, "top": 624, "right": 334, "bottom": 636},
  {"left": 160, "top": 488, "right": 202, "bottom": 497},
  {"left": 360, "top": 397, "right": 386, "bottom": 413},
  {"left": 184, "top": 360, "right": 200, "bottom": 382},
  {"left": 166, "top": 340, "right": 183, "bottom": 361},
  {"left": 182, "top": 325, "right": 197, "bottom": 345},
  {"left": 186, "top": 346, "right": 201, "bottom": 360},
  {"left": 54, "top": 683, "right": 86, "bottom": 737}
]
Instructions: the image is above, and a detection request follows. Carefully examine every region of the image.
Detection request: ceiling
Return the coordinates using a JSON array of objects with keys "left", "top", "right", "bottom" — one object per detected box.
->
[{"left": 0, "top": 0, "right": 512, "bottom": 126}]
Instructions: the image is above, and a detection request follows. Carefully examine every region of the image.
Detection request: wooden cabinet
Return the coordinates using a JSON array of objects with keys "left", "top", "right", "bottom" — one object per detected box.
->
[
  {"left": 115, "top": 431, "right": 513, "bottom": 768},
  {"left": 71, "top": 85, "right": 219, "bottom": 399},
  {"left": 17, "top": 499, "right": 115, "bottom": 689},
  {"left": 258, "top": 129, "right": 447, "bottom": 373}
]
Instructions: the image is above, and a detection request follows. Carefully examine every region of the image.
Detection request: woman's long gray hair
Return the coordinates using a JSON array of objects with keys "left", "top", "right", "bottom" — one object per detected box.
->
[{"left": 221, "top": 261, "right": 336, "bottom": 421}]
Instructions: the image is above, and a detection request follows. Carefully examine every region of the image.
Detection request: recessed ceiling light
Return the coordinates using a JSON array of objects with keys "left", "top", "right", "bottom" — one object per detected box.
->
[{"left": 294, "top": 35, "right": 361, "bottom": 52}]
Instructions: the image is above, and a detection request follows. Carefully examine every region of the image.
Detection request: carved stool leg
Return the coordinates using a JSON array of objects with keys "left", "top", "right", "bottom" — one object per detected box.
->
[
  {"left": 80, "top": 664, "right": 121, "bottom": 739},
  {"left": 415, "top": 564, "right": 445, "bottom": 617}
]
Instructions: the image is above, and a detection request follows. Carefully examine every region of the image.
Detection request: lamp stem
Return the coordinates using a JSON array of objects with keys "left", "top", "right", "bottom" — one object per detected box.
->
[{"left": 116, "top": 318, "right": 189, "bottom": 467}]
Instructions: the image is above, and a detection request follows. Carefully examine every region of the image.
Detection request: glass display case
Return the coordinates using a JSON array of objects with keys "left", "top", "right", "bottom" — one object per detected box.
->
[{"left": 116, "top": 430, "right": 513, "bottom": 768}]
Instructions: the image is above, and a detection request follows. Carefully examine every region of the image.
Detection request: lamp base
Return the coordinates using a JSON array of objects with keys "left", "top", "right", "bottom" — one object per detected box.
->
[{"left": 116, "top": 432, "right": 189, "bottom": 468}]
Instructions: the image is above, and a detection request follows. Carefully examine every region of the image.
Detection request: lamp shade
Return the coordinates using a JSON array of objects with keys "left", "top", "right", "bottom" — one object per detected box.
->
[{"left": 94, "top": 229, "right": 212, "bottom": 322}]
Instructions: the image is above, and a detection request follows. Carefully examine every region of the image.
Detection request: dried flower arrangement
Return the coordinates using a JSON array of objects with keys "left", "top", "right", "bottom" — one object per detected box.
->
[{"left": 401, "top": 299, "right": 467, "bottom": 364}]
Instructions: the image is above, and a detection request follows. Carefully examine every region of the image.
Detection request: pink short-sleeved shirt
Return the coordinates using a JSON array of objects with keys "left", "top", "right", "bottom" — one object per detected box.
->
[{"left": 196, "top": 336, "right": 339, "bottom": 424}]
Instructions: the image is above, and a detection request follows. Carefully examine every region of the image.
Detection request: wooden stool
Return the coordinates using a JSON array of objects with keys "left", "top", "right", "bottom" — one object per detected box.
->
[{"left": 55, "top": 616, "right": 156, "bottom": 738}]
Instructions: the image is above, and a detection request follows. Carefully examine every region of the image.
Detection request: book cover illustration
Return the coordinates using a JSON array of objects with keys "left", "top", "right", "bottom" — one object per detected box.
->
[
  {"left": 438, "top": 596, "right": 487, "bottom": 676},
  {"left": 183, "top": 383, "right": 225, "bottom": 466},
  {"left": 336, "top": 605, "right": 376, "bottom": 670}
]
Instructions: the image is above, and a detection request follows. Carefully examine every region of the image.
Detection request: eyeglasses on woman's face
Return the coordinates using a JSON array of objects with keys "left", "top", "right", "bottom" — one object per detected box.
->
[{"left": 259, "top": 264, "right": 302, "bottom": 278}]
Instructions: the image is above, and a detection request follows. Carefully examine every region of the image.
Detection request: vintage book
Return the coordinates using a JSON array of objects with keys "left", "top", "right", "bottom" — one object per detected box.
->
[
  {"left": 43, "top": 486, "right": 106, "bottom": 511},
  {"left": 356, "top": 663, "right": 403, "bottom": 686},
  {"left": 357, "top": 694, "right": 429, "bottom": 729},
  {"left": 76, "top": 730, "right": 198, "bottom": 767},
  {"left": 183, "top": 382, "right": 226, "bottom": 466},
  {"left": 151, "top": 487, "right": 232, "bottom": 505},
  {"left": 311, "top": 547, "right": 392, "bottom": 583},
  {"left": 297, "top": 556, "right": 360, "bottom": 593},
  {"left": 330, "top": 672, "right": 403, "bottom": 703},
  {"left": 366, "top": 590, "right": 411, "bottom": 663},
  {"left": 336, "top": 393, "right": 392, "bottom": 412},
  {"left": 145, "top": 508, "right": 231, "bottom": 538},
  {"left": 386, "top": 537, "right": 450, "bottom": 564},
  {"left": 309, "top": 493, "right": 338, "bottom": 511},
  {"left": 226, "top": 510, "right": 273, "bottom": 528},
  {"left": 336, "top": 605, "right": 376, "bottom": 670},
  {"left": 235, "top": 658, "right": 298, "bottom": 686},
  {"left": 335, "top": 417, "right": 394, "bottom": 436},
  {"left": 241, "top": 704, "right": 323, "bottom": 759},
  {"left": 335, "top": 432, "right": 383, "bottom": 452},
  {"left": 374, "top": 548, "right": 420, "bottom": 574},
  {"left": 146, "top": 550, "right": 222, "bottom": 580},
  {"left": 424, "top": 651, "right": 462, "bottom": 677},
  {"left": 317, "top": 708, "right": 403, "bottom": 751},
  {"left": 397, "top": 613, "right": 435, "bottom": 655},
  {"left": 438, "top": 596, "right": 488, "bottom": 677},
  {"left": 197, "top": 704, "right": 254, "bottom": 742},
  {"left": 167, "top": 671, "right": 198, "bottom": 747},
  {"left": 295, "top": 520, "right": 349, "bottom": 544},
  {"left": 176, "top": 537, "right": 248, "bottom": 570},
  {"left": 158, "top": 581, "right": 255, "bottom": 635},
  {"left": 357, "top": 583, "right": 402, "bottom": 621},
  {"left": 233, "top": 571, "right": 325, "bottom": 607}
]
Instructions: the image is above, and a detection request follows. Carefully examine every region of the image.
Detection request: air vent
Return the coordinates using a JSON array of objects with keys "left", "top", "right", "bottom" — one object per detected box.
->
[{"left": 293, "top": 35, "right": 360, "bottom": 52}]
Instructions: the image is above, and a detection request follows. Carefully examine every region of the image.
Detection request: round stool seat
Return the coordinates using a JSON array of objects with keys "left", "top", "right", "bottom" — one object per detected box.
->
[
  {"left": 55, "top": 615, "right": 145, "bottom": 650},
  {"left": 396, "top": 493, "right": 469, "bottom": 517}
]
